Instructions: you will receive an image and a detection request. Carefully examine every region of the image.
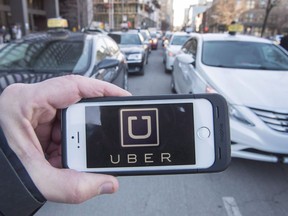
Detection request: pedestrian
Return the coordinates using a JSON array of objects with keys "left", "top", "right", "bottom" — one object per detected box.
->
[
  {"left": 280, "top": 34, "right": 288, "bottom": 51},
  {"left": 16, "top": 24, "right": 22, "bottom": 40},
  {"left": 11, "top": 24, "right": 17, "bottom": 40},
  {"left": 0, "top": 75, "right": 131, "bottom": 215},
  {"left": 0, "top": 26, "right": 4, "bottom": 44}
]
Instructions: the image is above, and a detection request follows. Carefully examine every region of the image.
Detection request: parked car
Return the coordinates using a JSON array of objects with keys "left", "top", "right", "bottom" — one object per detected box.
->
[
  {"left": 172, "top": 32, "right": 288, "bottom": 163},
  {"left": 163, "top": 32, "right": 191, "bottom": 73},
  {"left": 108, "top": 31, "right": 148, "bottom": 75},
  {"left": 0, "top": 28, "right": 128, "bottom": 93}
]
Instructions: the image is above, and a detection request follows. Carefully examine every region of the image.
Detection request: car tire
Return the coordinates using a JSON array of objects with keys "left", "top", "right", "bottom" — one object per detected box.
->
[{"left": 139, "top": 63, "right": 145, "bottom": 75}]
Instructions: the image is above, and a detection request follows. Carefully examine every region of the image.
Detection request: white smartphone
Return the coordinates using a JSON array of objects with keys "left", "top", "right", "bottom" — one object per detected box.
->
[{"left": 62, "top": 94, "right": 230, "bottom": 175}]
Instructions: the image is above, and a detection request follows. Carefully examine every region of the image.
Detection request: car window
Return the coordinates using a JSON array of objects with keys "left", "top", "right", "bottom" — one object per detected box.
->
[
  {"left": 95, "top": 37, "right": 110, "bottom": 63},
  {"left": 170, "top": 35, "right": 190, "bottom": 45},
  {"left": 202, "top": 41, "right": 288, "bottom": 70},
  {"left": 121, "top": 34, "right": 142, "bottom": 45},
  {"left": 182, "top": 38, "right": 197, "bottom": 58},
  {"left": 103, "top": 36, "right": 120, "bottom": 56},
  {"left": 182, "top": 39, "right": 193, "bottom": 54},
  {"left": 0, "top": 38, "right": 91, "bottom": 73}
]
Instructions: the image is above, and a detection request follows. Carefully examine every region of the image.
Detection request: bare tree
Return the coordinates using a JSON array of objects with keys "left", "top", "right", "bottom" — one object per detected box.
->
[
  {"left": 261, "top": 0, "right": 281, "bottom": 37},
  {"left": 210, "top": 0, "right": 247, "bottom": 27}
]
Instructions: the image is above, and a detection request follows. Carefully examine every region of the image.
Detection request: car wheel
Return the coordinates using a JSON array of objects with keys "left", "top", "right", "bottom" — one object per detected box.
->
[{"left": 139, "top": 63, "right": 145, "bottom": 75}]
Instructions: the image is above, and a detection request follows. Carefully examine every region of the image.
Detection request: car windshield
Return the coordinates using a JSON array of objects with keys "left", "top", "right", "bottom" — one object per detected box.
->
[
  {"left": 171, "top": 35, "right": 190, "bottom": 45},
  {"left": 202, "top": 41, "right": 288, "bottom": 70},
  {"left": 0, "top": 38, "right": 92, "bottom": 73},
  {"left": 110, "top": 34, "right": 141, "bottom": 45}
]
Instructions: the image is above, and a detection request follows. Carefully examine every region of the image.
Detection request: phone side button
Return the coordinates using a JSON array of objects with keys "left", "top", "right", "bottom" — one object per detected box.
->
[{"left": 197, "top": 127, "right": 211, "bottom": 139}]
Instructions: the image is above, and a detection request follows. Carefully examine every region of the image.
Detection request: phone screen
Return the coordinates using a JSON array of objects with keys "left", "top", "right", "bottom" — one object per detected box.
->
[{"left": 85, "top": 103, "right": 195, "bottom": 168}]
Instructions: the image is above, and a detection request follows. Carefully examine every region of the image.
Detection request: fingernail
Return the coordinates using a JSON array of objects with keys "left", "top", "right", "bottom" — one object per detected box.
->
[{"left": 99, "top": 182, "right": 115, "bottom": 195}]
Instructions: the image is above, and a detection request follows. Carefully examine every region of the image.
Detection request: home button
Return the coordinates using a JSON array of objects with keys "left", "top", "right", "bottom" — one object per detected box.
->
[{"left": 197, "top": 127, "right": 211, "bottom": 139}]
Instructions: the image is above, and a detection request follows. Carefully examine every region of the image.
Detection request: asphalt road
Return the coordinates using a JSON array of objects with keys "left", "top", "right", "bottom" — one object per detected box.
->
[{"left": 36, "top": 43, "right": 288, "bottom": 216}]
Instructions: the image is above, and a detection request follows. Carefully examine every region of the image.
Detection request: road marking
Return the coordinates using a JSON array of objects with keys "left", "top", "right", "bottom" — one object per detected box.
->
[{"left": 222, "top": 197, "right": 242, "bottom": 216}]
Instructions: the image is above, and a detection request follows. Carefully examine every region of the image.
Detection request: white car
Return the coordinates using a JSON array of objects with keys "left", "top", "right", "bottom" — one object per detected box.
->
[
  {"left": 172, "top": 33, "right": 288, "bottom": 163},
  {"left": 163, "top": 32, "right": 191, "bottom": 73}
]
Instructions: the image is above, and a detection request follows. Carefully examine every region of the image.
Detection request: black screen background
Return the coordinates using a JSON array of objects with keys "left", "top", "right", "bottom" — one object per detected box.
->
[{"left": 85, "top": 103, "right": 195, "bottom": 168}]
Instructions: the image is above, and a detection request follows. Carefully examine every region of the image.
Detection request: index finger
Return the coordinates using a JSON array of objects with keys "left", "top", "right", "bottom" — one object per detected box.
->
[{"left": 33, "top": 75, "right": 131, "bottom": 109}]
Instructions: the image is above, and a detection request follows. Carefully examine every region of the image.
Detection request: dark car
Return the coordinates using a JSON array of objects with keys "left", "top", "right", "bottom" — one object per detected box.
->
[
  {"left": 0, "top": 29, "right": 128, "bottom": 93},
  {"left": 108, "top": 31, "right": 148, "bottom": 75}
]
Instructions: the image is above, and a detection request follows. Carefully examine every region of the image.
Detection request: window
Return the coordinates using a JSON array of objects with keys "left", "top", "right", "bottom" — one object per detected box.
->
[
  {"left": 95, "top": 37, "right": 109, "bottom": 63},
  {"left": 0, "top": 38, "right": 91, "bottom": 73},
  {"left": 103, "top": 36, "right": 120, "bottom": 56},
  {"left": 171, "top": 35, "right": 191, "bottom": 46},
  {"left": 246, "top": 0, "right": 255, "bottom": 9},
  {"left": 182, "top": 38, "right": 197, "bottom": 59},
  {"left": 202, "top": 41, "right": 288, "bottom": 70}
]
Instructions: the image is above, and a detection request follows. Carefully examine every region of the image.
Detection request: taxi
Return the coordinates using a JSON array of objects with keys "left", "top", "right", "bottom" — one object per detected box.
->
[
  {"left": 172, "top": 24, "right": 288, "bottom": 163},
  {"left": 0, "top": 18, "right": 128, "bottom": 93}
]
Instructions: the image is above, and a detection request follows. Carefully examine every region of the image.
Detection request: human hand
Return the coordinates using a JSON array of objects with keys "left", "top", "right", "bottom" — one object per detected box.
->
[{"left": 0, "top": 75, "right": 131, "bottom": 203}]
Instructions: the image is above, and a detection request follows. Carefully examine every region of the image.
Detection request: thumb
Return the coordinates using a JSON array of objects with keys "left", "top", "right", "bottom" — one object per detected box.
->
[{"left": 33, "top": 165, "right": 119, "bottom": 203}]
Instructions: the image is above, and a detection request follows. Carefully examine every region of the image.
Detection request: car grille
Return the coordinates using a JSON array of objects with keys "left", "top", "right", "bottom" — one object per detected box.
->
[{"left": 250, "top": 108, "right": 288, "bottom": 133}]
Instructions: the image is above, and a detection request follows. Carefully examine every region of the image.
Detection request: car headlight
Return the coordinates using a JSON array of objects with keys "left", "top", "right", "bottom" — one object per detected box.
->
[
  {"left": 127, "top": 53, "right": 142, "bottom": 60},
  {"left": 229, "top": 104, "right": 255, "bottom": 126},
  {"left": 203, "top": 86, "right": 254, "bottom": 126}
]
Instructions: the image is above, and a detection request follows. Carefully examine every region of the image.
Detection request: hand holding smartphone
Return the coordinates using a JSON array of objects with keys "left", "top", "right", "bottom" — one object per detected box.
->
[{"left": 62, "top": 94, "right": 230, "bottom": 175}]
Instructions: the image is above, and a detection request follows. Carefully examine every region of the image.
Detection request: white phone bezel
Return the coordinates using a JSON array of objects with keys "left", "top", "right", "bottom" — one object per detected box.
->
[{"left": 64, "top": 98, "right": 215, "bottom": 172}]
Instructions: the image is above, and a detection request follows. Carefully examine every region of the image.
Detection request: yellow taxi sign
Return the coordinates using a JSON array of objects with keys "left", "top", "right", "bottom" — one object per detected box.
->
[
  {"left": 228, "top": 24, "right": 244, "bottom": 33},
  {"left": 47, "top": 18, "right": 68, "bottom": 28}
]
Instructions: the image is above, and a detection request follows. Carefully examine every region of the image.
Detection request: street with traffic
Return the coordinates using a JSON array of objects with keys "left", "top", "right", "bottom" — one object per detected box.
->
[{"left": 35, "top": 40, "right": 288, "bottom": 216}]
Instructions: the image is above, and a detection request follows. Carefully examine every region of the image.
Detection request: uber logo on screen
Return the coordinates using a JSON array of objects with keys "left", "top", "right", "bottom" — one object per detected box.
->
[{"left": 120, "top": 108, "right": 159, "bottom": 147}]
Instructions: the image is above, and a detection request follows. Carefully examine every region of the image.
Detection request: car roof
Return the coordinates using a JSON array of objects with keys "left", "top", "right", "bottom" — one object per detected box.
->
[
  {"left": 171, "top": 32, "right": 191, "bottom": 36},
  {"left": 22, "top": 29, "right": 99, "bottom": 43},
  {"left": 109, "top": 30, "right": 140, "bottom": 35},
  {"left": 195, "top": 33, "right": 273, "bottom": 44}
]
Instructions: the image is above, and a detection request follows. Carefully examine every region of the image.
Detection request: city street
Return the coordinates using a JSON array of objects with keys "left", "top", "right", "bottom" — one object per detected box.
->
[{"left": 36, "top": 44, "right": 288, "bottom": 216}]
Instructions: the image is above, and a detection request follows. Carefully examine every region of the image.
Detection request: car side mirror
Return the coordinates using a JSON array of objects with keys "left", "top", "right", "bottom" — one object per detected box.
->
[
  {"left": 177, "top": 53, "right": 195, "bottom": 66},
  {"left": 95, "top": 59, "right": 119, "bottom": 71}
]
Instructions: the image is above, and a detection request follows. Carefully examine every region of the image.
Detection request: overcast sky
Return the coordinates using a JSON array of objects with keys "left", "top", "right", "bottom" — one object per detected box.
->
[{"left": 173, "top": 0, "right": 199, "bottom": 27}]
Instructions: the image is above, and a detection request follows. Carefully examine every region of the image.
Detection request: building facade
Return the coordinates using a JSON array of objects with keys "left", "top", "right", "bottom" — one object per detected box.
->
[
  {"left": 0, "top": 0, "right": 59, "bottom": 36},
  {"left": 93, "top": 0, "right": 162, "bottom": 31},
  {"left": 204, "top": 0, "right": 288, "bottom": 36},
  {"left": 159, "top": 0, "right": 173, "bottom": 31}
]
